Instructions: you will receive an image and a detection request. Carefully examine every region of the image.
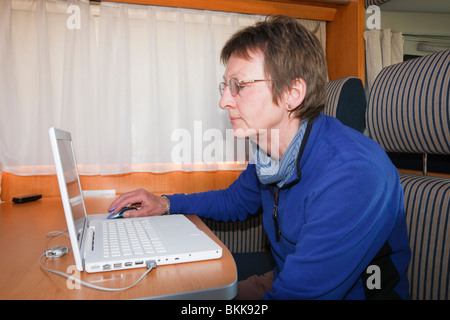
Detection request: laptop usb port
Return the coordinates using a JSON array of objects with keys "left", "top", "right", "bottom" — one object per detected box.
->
[
  {"left": 135, "top": 261, "right": 144, "bottom": 265},
  {"left": 114, "top": 263, "right": 122, "bottom": 269}
]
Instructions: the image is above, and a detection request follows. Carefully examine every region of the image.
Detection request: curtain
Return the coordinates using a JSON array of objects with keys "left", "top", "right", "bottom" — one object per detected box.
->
[
  {"left": 364, "top": 28, "right": 404, "bottom": 91},
  {"left": 0, "top": 0, "right": 326, "bottom": 176}
]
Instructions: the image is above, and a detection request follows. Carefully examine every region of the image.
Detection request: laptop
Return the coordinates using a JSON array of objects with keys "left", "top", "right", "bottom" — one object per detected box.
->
[{"left": 49, "top": 127, "right": 222, "bottom": 273}]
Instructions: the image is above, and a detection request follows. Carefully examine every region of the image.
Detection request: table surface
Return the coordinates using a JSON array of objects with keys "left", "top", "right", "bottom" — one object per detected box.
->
[{"left": 0, "top": 196, "right": 237, "bottom": 300}]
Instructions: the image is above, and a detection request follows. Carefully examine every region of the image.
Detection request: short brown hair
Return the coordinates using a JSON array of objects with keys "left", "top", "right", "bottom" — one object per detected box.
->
[{"left": 220, "top": 15, "right": 327, "bottom": 121}]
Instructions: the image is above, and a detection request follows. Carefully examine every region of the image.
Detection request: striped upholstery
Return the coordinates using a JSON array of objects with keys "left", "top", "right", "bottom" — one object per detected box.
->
[
  {"left": 202, "top": 212, "right": 269, "bottom": 253},
  {"left": 365, "top": 0, "right": 391, "bottom": 8},
  {"left": 400, "top": 174, "right": 449, "bottom": 300},
  {"left": 366, "top": 50, "right": 450, "bottom": 154},
  {"left": 325, "top": 76, "right": 367, "bottom": 133},
  {"left": 366, "top": 50, "right": 450, "bottom": 300}
]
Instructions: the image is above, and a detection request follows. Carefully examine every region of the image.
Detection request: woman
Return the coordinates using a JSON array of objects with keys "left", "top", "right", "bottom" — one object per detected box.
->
[{"left": 108, "top": 16, "right": 411, "bottom": 300}]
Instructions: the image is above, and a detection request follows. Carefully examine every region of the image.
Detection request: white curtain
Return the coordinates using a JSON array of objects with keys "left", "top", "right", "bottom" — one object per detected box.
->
[
  {"left": 0, "top": 0, "right": 326, "bottom": 176},
  {"left": 364, "top": 28, "right": 404, "bottom": 91}
]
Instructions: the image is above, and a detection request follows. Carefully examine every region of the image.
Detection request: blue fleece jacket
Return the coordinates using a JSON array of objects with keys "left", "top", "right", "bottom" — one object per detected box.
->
[{"left": 167, "top": 114, "right": 411, "bottom": 299}]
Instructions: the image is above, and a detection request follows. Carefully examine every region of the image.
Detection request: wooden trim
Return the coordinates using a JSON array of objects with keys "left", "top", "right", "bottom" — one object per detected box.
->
[
  {"left": 3, "top": 168, "right": 448, "bottom": 202},
  {"left": 0, "top": 170, "right": 242, "bottom": 202},
  {"left": 397, "top": 169, "right": 450, "bottom": 179},
  {"left": 326, "top": 0, "right": 365, "bottom": 84},
  {"left": 102, "top": 0, "right": 338, "bottom": 21}
]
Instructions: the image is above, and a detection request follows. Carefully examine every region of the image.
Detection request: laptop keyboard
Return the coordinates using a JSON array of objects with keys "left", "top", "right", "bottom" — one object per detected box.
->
[{"left": 102, "top": 219, "right": 167, "bottom": 258}]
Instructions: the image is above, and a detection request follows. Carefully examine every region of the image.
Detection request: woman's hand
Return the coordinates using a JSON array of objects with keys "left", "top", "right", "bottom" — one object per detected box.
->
[{"left": 107, "top": 188, "right": 169, "bottom": 218}]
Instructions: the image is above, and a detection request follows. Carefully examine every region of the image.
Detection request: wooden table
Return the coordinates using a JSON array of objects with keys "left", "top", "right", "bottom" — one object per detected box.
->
[{"left": 0, "top": 196, "right": 237, "bottom": 300}]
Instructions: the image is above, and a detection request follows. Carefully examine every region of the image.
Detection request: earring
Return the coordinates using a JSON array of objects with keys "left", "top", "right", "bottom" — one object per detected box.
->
[{"left": 287, "top": 104, "right": 298, "bottom": 112}]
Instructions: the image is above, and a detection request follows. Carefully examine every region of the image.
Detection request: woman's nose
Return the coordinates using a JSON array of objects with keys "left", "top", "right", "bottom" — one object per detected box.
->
[{"left": 219, "top": 87, "right": 235, "bottom": 110}]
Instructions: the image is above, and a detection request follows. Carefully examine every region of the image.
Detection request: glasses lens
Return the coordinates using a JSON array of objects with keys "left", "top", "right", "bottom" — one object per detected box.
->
[
  {"left": 229, "top": 79, "right": 239, "bottom": 96},
  {"left": 219, "top": 82, "right": 225, "bottom": 96},
  {"left": 219, "top": 79, "right": 240, "bottom": 96}
]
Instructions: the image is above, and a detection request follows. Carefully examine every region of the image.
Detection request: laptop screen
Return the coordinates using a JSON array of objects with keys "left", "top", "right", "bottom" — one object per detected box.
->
[
  {"left": 50, "top": 128, "right": 87, "bottom": 256},
  {"left": 57, "top": 138, "right": 86, "bottom": 239}
]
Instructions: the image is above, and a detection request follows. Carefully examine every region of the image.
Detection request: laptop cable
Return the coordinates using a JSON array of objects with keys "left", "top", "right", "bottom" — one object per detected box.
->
[{"left": 40, "top": 229, "right": 157, "bottom": 292}]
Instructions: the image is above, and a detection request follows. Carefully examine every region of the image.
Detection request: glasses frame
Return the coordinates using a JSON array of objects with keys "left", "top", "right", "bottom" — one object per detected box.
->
[{"left": 219, "top": 78, "right": 271, "bottom": 97}]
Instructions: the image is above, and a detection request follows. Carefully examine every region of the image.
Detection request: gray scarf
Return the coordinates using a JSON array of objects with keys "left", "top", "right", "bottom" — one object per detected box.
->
[{"left": 251, "top": 120, "right": 308, "bottom": 188}]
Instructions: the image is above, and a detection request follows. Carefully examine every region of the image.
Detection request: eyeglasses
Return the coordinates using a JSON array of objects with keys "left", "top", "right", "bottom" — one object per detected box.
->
[{"left": 218, "top": 78, "right": 271, "bottom": 97}]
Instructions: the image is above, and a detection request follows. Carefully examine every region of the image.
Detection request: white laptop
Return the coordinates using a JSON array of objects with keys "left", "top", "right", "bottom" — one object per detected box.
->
[{"left": 49, "top": 127, "right": 222, "bottom": 273}]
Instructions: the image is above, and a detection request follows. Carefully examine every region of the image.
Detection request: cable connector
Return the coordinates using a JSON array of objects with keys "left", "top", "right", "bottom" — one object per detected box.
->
[
  {"left": 45, "top": 246, "right": 69, "bottom": 258},
  {"left": 40, "top": 255, "right": 156, "bottom": 292},
  {"left": 146, "top": 260, "right": 157, "bottom": 270}
]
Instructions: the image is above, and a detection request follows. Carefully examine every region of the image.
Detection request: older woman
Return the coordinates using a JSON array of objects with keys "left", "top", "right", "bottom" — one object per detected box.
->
[{"left": 108, "top": 16, "right": 411, "bottom": 300}]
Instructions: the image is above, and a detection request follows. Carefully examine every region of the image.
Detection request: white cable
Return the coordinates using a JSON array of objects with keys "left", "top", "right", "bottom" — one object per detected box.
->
[
  {"left": 39, "top": 254, "right": 156, "bottom": 292},
  {"left": 46, "top": 229, "right": 69, "bottom": 238},
  {"left": 41, "top": 228, "right": 156, "bottom": 292}
]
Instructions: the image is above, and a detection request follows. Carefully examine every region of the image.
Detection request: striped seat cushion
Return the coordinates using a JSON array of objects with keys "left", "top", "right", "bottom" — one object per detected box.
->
[
  {"left": 367, "top": 51, "right": 450, "bottom": 300},
  {"left": 366, "top": 50, "right": 450, "bottom": 154},
  {"left": 325, "top": 76, "right": 367, "bottom": 133},
  {"left": 400, "top": 174, "right": 450, "bottom": 300},
  {"left": 202, "top": 213, "right": 269, "bottom": 253},
  {"left": 365, "top": 0, "right": 391, "bottom": 8}
]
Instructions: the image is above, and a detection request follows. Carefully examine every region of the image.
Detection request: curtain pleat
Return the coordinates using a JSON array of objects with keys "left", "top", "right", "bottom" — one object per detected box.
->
[{"left": 364, "top": 28, "right": 404, "bottom": 92}]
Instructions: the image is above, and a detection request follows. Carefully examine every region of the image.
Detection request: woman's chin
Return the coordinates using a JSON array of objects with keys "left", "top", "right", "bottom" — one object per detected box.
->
[{"left": 232, "top": 126, "right": 257, "bottom": 140}]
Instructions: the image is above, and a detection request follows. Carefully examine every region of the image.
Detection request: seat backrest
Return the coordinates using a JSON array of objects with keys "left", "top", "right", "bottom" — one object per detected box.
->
[
  {"left": 202, "top": 212, "right": 269, "bottom": 253},
  {"left": 325, "top": 76, "right": 367, "bottom": 133},
  {"left": 366, "top": 50, "right": 450, "bottom": 300}
]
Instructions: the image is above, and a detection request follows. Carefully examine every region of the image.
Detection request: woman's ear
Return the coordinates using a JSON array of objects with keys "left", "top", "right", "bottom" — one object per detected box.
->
[{"left": 285, "top": 78, "right": 306, "bottom": 112}]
